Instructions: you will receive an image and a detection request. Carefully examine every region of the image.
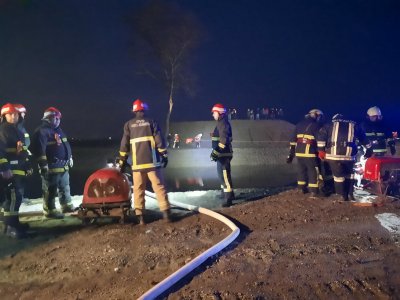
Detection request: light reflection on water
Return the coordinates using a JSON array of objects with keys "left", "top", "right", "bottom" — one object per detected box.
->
[{"left": 164, "top": 165, "right": 296, "bottom": 192}]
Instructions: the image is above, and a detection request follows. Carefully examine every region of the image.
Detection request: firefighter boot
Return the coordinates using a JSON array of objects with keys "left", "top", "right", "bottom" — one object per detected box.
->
[
  {"left": 135, "top": 210, "right": 146, "bottom": 225},
  {"left": 163, "top": 209, "right": 173, "bottom": 223},
  {"left": 61, "top": 203, "right": 75, "bottom": 213},
  {"left": 44, "top": 209, "right": 64, "bottom": 219},
  {"left": 5, "top": 216, "right": 27, "bottom": 239},
  {"left": 222, "top": 192, "right": 235, "bottom": 207},
  {"left": 137, "top": 215, "right": 145, "bottom": 225}
]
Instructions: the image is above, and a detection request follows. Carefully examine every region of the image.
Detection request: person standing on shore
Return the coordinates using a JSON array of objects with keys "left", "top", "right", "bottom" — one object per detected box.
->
[
  {"left": 118, "top": 99, "right": 172, "bottom": 225},
  {"left": 0, "top": 103, "right": 30, "bottom": 238},
  {"left": 210, "top": 103, "right": 234, "bottom": 207},
  {"left": 31, "top": 107, "right": 74, "bottom": 219},
  {"left": 286, "top": 109, "right": 324, "bottom": 198}
]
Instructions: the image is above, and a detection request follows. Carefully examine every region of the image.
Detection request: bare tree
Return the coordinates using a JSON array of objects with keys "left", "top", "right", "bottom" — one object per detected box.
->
[{"left": 128, "top": 0, "right": 203, "bottom": 138}]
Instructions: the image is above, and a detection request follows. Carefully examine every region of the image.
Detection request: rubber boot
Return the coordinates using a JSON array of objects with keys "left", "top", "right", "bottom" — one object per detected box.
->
[
  {"left": 137, "top": 214, "right": 146, "bottom": 225},
  {"left": 5, "top": 216, "right": 27, "bottom": 239},
  {"left": 162, "top": 209, "right": 173, "bottom": 223}
]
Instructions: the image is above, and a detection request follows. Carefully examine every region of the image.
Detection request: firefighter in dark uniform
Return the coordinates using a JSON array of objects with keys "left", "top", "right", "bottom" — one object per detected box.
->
[
  {"left": 14, "top": 104, "right": 33, "bottom": 203},
  {"left": 286, "top": 109, "right": 324, "bottom": 197},
  {"left": 31, "top": 107, "right": 74, "bottom": 219},
  {"left": 317, "top": 114, "right": 372, "bottom": 201},
  {"left": 210, "top": 103, "right": 234, "bottom": 207},
  {"left": 119, "top": 99, "right": 171, "bottom": 225},
  {"left": 0, "top": 103, "right": 30, "bottom": 238},
  {"left": 360, "top": 106, "right": 396, "bottom": 157}
]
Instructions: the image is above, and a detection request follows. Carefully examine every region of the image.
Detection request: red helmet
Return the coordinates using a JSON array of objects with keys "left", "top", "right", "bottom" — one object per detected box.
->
[
  {"left": 211, "top": 103, "right": 226, "bottom": 114},
  {"left": 43, "top": 107, "right": 62, "bottom": 119},
  {"left": 132, "top": 99, "right": 149, "bottom": 112},
  {"left": 1, "top": 103, "right": 18, "bottom": 116},
  {"left": 13, "top": 103, "right": 27, "bottom": 114}
]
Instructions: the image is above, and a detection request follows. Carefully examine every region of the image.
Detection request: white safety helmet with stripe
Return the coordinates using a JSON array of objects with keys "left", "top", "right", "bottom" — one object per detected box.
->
[
  {"left": 211, "top": 103, "right": 226, "bottom": 114},
  {"left": 367, "top": 106, "right": 382, "bottom": 118},
  {"left": 306, "top": 108, "right": 323, "bottom": 120}
]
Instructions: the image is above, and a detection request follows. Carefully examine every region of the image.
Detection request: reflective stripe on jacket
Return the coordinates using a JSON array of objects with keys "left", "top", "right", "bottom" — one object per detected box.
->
[
  {"left": 31, "top": 121, "right": 72, "bottom": 171},
  {"left": 289, "top": 116, "right": 321, "bottom": 158},
  {"left": 119, "top": 116, "right": 167, "bottom": 171}
]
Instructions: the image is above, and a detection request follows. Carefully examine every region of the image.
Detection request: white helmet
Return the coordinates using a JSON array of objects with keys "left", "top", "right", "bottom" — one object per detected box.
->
[
  {"left": 306, "top": 108, "right": 323, "bottom": 119},
  {"left": 367, "top": 106, "right": 382, "bottom": 118}
]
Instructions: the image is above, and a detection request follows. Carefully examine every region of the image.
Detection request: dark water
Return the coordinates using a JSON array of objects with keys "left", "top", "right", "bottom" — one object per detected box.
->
[{"left": 24, "top": 142, "right": 296, "bottom": 198}]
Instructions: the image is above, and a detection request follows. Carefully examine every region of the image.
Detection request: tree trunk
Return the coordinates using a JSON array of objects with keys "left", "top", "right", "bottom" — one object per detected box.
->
[{"left": 165, "top": 95, "right": 173, "bottom": 141}]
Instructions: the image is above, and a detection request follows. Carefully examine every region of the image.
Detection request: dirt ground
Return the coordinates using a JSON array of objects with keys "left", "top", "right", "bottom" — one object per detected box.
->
[{"left": 0, "top": 189, "right": 399, "bottom": 300}]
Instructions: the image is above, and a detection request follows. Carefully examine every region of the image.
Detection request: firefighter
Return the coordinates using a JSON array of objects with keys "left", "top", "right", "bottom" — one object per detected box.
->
[
  {"left": 317, "top": 113, "right": 372, "bottom": 201},
  {"left": 210, "top": 103, "right": 234, "bottom": 207},
  {"left": 31, "top": 107, "right": 74, "bottom": 219},
  {"left": 14, "top": 104, "right": 33, "bottom": 203},
  {"left": 286, "top": 109, "right": 324, "bottom": 198},
  {"left": 119, "top": 99, "right": 171, "bottom": 225},
  {"left": 360, "top": 106, "right": 396, "bottom": 156},
  {"left": 0, "top": 103, "right": 30, "bottom": 238}
]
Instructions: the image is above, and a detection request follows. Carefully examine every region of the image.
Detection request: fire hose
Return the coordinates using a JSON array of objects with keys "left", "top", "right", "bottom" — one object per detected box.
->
[{"left": 138, "top": 191, "right": 240, "bottom": 300}]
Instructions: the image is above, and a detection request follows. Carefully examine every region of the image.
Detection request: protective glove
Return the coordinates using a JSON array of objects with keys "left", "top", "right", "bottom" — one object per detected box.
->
[
  {"left": 364, "top": 147, "right": 373, "bottom": 158},
  {"left": 117, "top": 156, "right": 128, "bottom": 169},
  {"left": 210, "top": 149, "right": 220, "bottom": 161},
  {"left": 25, "top": 159, "right": 33, "bottom": 176},
  {"left": 390, "top": 145, "right": 396, "bottom": 156},
  {"left": 40, "top": 166, "right": 49, "bottom": 180},
  {"left": 286, "top": 154, "right": 294, "bottom": 164},
  {"left": 318, "top": 151, "right": 326, "bottom": 160},
  {"left": 160, "top": 153, "right": 168, "bottom": 168},
  {"left": 68, "top": 156, "right": 74, "bottom": 168}
]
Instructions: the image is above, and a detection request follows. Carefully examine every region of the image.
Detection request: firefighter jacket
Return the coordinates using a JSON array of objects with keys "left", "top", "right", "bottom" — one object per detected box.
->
[
  {"left": 0, "top": 122, "right": 30, "bottom": 175},
  {"left": 17, "top": 120, "right": 30, "bottom": 150},
  {"left": 30, "top": 121, "right": 72, "bottom": 173},
  {"left": 119, "top": 115, "right": 167, "bottom": 171},
  {"left": 289, "top": 116, "right": 321, "bottom": 158},
  {"left": 360, "top": 119, "right": 395, "bottom": 155},
  {"left": 317, "top": 117, "right": 370, "bottom": 161},
  {"left": 211, "top": 115, "right": 233, "bottom": 158}
]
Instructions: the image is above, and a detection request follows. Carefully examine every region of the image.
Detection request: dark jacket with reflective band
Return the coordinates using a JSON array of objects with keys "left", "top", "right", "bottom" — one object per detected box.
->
[
  {"left": 318, "top": 118, "right": 370, "bottom": 161},
  {"left": 289, "top": 117, "right": 321, "bottom": 158},
  {"left": 0, "top": 122, "right": 29, "bottom": 175},
  {"left": 17, "top": 121, "right": 30, "bottom": 150},
  {"left": 119, "top": 115, "right": 167, "bottom": 171},
  {"left": 31, "top": 121, "right": 72, "bottom": 172},
  {"left": 211, "top": 115, "right": 233, "bottom": 157},
  {"left": 360, "top": 120, "right": 394, "bottom": 154}
]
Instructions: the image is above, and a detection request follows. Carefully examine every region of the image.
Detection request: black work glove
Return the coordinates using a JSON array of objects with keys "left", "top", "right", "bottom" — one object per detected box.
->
[
  {"left": 210, "top": 149, "right": 220, "bottom": 161},
  {"left": 117, "top": 156, "right": 128, "bottom": 169},
  {"left": 389, "top": 141, "right": 396, "bottom": 156},
  {"left": 364, "top": 147, "right": 373, "bottom": 158},
  {"left": 160, "top": 153, "right": 168, "bottom": 168},
  {"left": 286, "top": 146, "right": 295, "bottom": 163}
]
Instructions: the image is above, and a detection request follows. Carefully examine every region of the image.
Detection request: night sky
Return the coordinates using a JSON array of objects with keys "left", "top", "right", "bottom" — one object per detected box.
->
[{"left": 1, "top": 0, "right": 399, "bottom": 139}]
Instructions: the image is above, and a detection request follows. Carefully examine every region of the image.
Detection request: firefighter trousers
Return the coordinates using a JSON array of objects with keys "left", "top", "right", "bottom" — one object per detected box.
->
[
  {"left": 1, "top": 175, "right": 24, "bottom": 227},
  {"left": 327, "top": 160, "right": 354, "bottom": 200},
  {"left": 42, "top": 171, "right": 72, "bottom": 213},
  {"left": 296, "top": 157, "right": 319, "bottom": 193},
  {"left": 217, "top": 157, "right": 234, "bottom": 200},
  {"left": 133, "top": 169, "right": 170, "bottom": 215}
]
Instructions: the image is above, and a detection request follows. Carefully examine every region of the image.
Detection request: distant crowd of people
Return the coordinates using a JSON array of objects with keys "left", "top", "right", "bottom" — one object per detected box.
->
[{"left": 227, "top": 107, "right": 285, "bottom": 120}]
